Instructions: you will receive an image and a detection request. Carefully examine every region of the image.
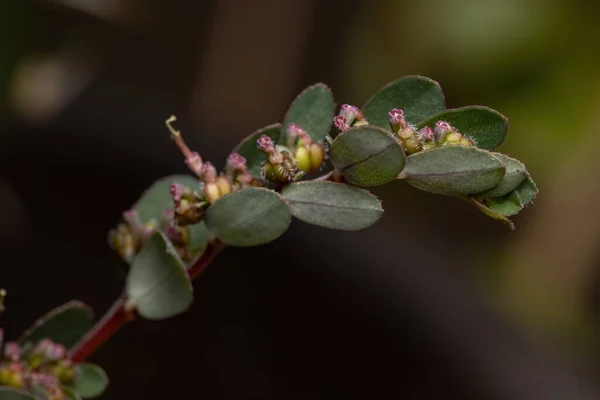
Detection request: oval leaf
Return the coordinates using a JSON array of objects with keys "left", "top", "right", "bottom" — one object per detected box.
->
[
  {"left": 330, "top": 126, "right": 405, "bottom": 186},
  {"left": 281, "top": 83, "right": 334, "bottom": 144},
  {"left": 0, "top": 388, "right": 36, "bottom": 400},
  {"left": 361, "top": 75, "right": 445, "bottom": 128},
  {"left": 462, "top": 196, "right": 515, "bottom": 230},
  {"left": 230, "top": 123, "right": 281, "bottom": 179},
  {"left": 416, "top": 106, "right": 508, "bottom": 150},
  {"left": 404, "top": 146, "right": 505, "bottom": 195},
  {"left": 282, "top": 181, "right": 383, "bottom": 230},
  {"left": 19, "top": 301, "right": 94, "bottom": 350},
  {"left": 126, "top": 232, "right": 193, "bottom": 320},
  {"left": 484, "top": 191, "right": 523, "bottom": 217},
  {"left": 480, "top": 153, "right": 526, "bottom": 197},
  {"left": 205, "top": 188, "right": 291, "bottom": 246},
  {"left": 134, "top": 175, "right": 208, "bottom": 263},
  {"left": 515, "top": 173, "right": 538, "bottom": 206},
  {"left": 71, "top": 363, "right": 108, "bottom": 399}
]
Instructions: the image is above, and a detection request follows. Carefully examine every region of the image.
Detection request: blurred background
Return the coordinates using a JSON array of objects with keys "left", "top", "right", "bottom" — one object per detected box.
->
[{"left": 2, "top": 0, "right": 600, "bottom": 398}]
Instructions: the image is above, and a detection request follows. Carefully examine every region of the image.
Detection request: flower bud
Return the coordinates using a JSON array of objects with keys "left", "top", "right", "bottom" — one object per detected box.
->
[
  {"left": 202, "top": 162, "right": 217, "bottom": 183},
  {"left": 257, "top": 135, "right": 276, "bottom": 154},
  {"left": 434, "top": 121, "right": 453, "bottom": 144},
  {"left": 215, "top": 176, "right": 232, "bottom": 196},
  {"left": 286, "top": 123, "right": 311, "bottom": 148},
  {"left": 309, "top": 143, "right": 325, "bottom": 171},
  {"left": 184, "top": 152, "right": 203, "bottom": 176},
  {"left": 204, "top": 182, "right": 221, "bottom": 203},
  {"left": 333, "top": 115, "right": 350, "bottom": 132},
  {"left": 295, "top": 146, "right": 311, "bottom": 173},
  {"left": 417, "top": 126, "right": 435, "bottom": 142},
  {"left": 226, "top": 153, "right": 248, "bottom": 178},
  {"left": 4, "top": 342, "right": 20, "bottom": 362},
  {"left": 388, "top": 108, "right": 406, "bottom": 133}
]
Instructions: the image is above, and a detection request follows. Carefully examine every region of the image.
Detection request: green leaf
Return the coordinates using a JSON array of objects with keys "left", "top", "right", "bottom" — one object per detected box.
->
[
  {"left": 71, "top": 363, "right": 109, "bottom": 399},
  {"left": 485, "top": 191, "right": 523, "bottom": 217},
  {"left": 416, "top": 106, "right": 508, "bottom": 151},
  {"left": 230, "top": 123, "right": 281, "bottom": 179},
  {"left": 205, "top": 188, "right": 291, "bottom": 246},
  {"left": 281, "top": 83, "right": 334, "bottom": 144},
  {"left": 282, "top": 181, "right": 383, "bottom": 231},
  {"left": 515, "top": 173, "right": 538, "bottom": 206},
  {"left": 134, "top": 175, "right": 208, "bottom": 262},
  {"left": 462, "top": 196, "right": 515, "bottom": 230},
  {"left": 480, "top": 153, "right": 526, "bottom": 197},
  {"left": 361, "top": 75, "right": 445, "bottom": 128},
  {"left": 404, "top": 146, "right": 505, "bottom": 195},
  {"left": 19, "top": 301, "right": 94, "bottom": 350},
  {"left": 125, "top": 232, "right": 193, "bottom": 320},
  {"left": 329, "top": 126, "right": 405, "bottom": 187},
  {"left": 0, "top": 387, "right": 36, "bottom": 400}
]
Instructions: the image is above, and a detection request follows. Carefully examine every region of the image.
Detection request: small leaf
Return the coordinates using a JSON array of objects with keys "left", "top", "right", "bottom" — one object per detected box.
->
[
  {"left": 330, "top": 126, "right": 405, "bottom": 186},
  {"left": 361, "top": 75, "right": 445, "bottom": 127},
  {"left": 282, "top": 181, "right": 383, "bottom": 230},
  {"left": 205, "top": 188, "right": 291, "bottom": 246},
  {"left": 230, "top": 123, "right": 281, "bottom": 179},
  {"left": 281, "top": 83, "right": 334, "bottom": 144},
  {"left": 19, "top": 301, "right": 94, "bottom": 350},
  {"left": 404, "top": 146, "right": 505, "bottom": 195},
  {"left": 134, "top": 175, "right": 208, "bottom": 262},
  {"left": 126, "top": 232, "right": 193, "bottom": 320},
  {"left": 515, "top": 173, "right": 538, "bottom": 206},
  {"left": 0, "top": 387, "right": 37, "bottom": 400},
  {"left": 480, "top": 153, "right": 526, "bottom": 197},
  {"left": 71, "top": 363, "right": 109, "bottom": 399},
  {"left": 416, "top": 106, "right": 508, "bottom": 151},
  {"left": 484, "top": 191, "right": 523, "bottom": 217},
  {"left": 462, "top": 196, "right": 515, "bottom": 230}
]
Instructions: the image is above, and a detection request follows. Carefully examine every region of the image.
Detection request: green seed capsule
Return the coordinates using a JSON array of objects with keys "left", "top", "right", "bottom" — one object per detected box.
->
[
  {"left": 309, "top": 143, "right": 325, "bottom": 171},
  {"left": 295, "top": 146, "right": 311, "bottom": 173},
  {"left": 215, "top": 176, "right": 232, "bottom": 196},
  {"left": 403, "top": 137, "right": 422, "bottom": 154}
]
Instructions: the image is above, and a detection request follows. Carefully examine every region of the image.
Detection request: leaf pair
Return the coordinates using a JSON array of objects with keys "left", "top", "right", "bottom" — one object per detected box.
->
[{"left": 202, "top": 182, "right": 383, "bottom": 247}]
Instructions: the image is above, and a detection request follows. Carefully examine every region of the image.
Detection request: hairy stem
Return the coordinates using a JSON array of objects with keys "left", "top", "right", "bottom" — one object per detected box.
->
[{"left": 69, "top": 241, "right": 225, "bottom": 363}]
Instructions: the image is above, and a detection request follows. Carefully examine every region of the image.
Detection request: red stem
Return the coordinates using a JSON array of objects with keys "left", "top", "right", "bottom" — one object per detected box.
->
[{"left": 69, "top": 241, "right": 225, "bottom": 363}]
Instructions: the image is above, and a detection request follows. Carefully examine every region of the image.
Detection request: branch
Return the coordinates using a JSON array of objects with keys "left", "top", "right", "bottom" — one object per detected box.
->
[{"left": 69, "top": 241, "right": 225, "bottom": 363}]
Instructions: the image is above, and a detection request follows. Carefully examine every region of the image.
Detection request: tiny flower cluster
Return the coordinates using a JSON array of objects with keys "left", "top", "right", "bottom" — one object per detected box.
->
[
  {"left": 387, "top": 109, "right": 473, "bottom": 154},
  {"left": 109, "top": 210, "right": 156, "bottom": 263},
  {"left": 333, "top": 104, "right": 368, "bottom": 132},
  {"left": 1, "top": 339, "right": 77, "bottom": 400},
  {"left": 258, "top": 124, "right": 325, "bottom": 184}
]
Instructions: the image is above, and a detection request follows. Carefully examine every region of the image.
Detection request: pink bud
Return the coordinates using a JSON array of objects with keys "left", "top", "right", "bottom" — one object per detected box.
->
[
  {"left": 167, "top": 226, "right": 183, "bottom": 242},
  {"left": 226, "top": 153, "right": 247, "bottom": 171},
  {"left": 4, "top": 342, "right": 20, "bottom": 362},
  {"left": 170, "top": 183, "right": 184, "bottom": 205},
  {"left": 388, "top": 109, "right": 407, "bottom": 131},
  {"left": 257, "top": 135, "right": 275, "bottom": 153},
  {"left": 201, "top": 162, "right": 217, "bottom": 182},
  {"left": 339, "top": 104, "right": 359, "bottom": 124},
  {"left": 434, "top": 120, "right": 453, "bottom": 143},
  {"left": 184, "top": 152, "right": 203, "bottom": 174},
  {"left": 333, "top": 115, "right": 350, "bottom": 132},
  {"left": 417, "top": 126, "right": 435, "bottom": 141}
]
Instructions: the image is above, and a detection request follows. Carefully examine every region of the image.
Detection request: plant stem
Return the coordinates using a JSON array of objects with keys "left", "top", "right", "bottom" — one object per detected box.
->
[{"left": 69, "top": 241, "right": 225, "bottom": 363}]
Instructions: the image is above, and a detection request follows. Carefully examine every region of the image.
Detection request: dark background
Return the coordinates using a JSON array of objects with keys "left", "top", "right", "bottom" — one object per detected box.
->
[{"left": 2, "top": 0, "right": 600, "bottom": 398}]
